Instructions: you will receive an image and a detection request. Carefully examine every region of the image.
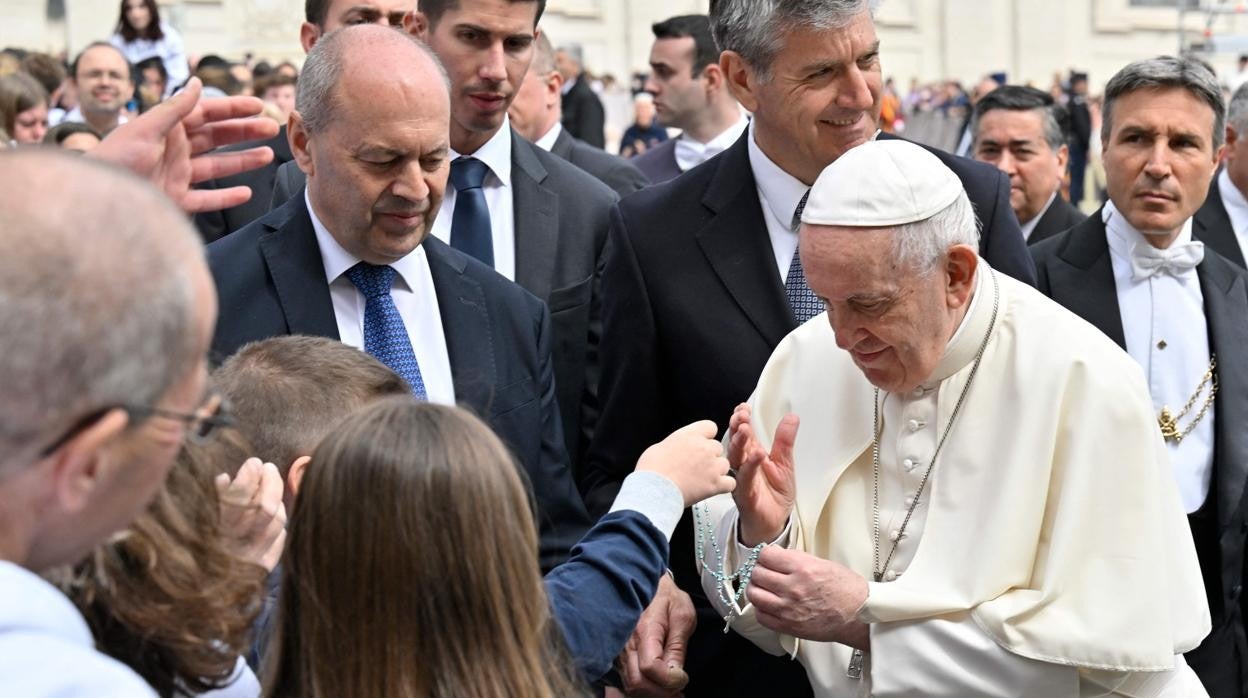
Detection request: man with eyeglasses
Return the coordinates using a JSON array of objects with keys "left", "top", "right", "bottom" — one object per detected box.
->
[{"left": 0, "top": 148, "right": 219, "bottom": 696}]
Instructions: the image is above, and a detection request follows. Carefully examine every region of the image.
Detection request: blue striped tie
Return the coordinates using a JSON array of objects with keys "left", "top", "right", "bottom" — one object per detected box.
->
[{"left": 345, "top": 262, "right": 428, "bottom": 399}]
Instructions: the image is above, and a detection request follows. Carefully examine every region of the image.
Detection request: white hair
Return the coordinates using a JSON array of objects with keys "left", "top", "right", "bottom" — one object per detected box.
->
[{"left": 892, "top": 191, "right": 980, "bottom": 275}]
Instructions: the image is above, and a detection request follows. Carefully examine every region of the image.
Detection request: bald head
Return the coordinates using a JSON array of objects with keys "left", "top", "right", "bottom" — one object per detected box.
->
[
  {"left": 0, "top": 149, "right": 217, "bottom": 570},
  {"left": 0, "top": 150, "right": 207, "bottom": 474},
  {"left": 296, "top": 23, "right": 450, "bottom": 135}
]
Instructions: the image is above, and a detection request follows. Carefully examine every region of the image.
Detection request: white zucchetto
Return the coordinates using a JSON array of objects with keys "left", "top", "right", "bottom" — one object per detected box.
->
[{"left": 802, "top": 140, "right": 963, "bottom": 227}]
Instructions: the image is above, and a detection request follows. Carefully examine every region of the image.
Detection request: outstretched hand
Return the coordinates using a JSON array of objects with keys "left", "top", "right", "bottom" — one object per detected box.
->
[
  {"left": 728, "top": 403, "right": 798, "bottom": 547},
  {"left": 637, "top": 420, "right": 735, "bottom": 507},
  {"left": 90, "top": 77, "right": 279, "bottom": 213}
]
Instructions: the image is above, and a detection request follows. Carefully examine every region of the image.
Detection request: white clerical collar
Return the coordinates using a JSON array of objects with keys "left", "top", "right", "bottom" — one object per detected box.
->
[
  {"left": 450, "top": 116, "right": 513, "bottom": 188},
  {"left": 305, "top": 188, "right": 427, "bottom": 291},
  {"left": 1102, "top": 199, "right": 1195, "bottom": 265},
  {"left": 675, "top": 113, "right": 749, "bottom": 172},
  {"left": 535, "top": 121, "right": 563, "bottom": 152},
  {"left": 1019, "top": 191, "right": 1058, "bottom": 241},
  {"left": 1218, "top": 168, "right": 1248, "bottom": 236},
  {"left": 922, "top": 260, "right": 992, "bottom": 389},
  {"left": 747, "top": 120, "right": 812, "bottom": 232}
]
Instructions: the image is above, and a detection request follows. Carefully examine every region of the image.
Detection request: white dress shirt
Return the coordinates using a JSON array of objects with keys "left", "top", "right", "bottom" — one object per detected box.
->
[
  {"left": 56, "top": 106, "right": 129, "bottom": 130},
  {"left": 535, "top": 121, "right": 563, "bottom": 152},
  {"left": 0, "top": 560, "right": 157, "bottom": 696},
  {"left": 674, "top": 114, "right": 750, "bottom": 173},
  {"left": 307, "top": 191, "right": 456, "bottom": 405},
  {"left": 429, "top": 119, "right": 517, "bottom": 281},
  {"left": 1018, "top": 191, "right": 1057, "bottom": 242},
  {"left": 748, "top": 122, "right": 812, "bottom": 283},
  {"left": 1217, "top": 168, "right": 1248, "bottom": 264},
  {"left": 1104, "top": 201, "right": 1214, "bottom": 513}
]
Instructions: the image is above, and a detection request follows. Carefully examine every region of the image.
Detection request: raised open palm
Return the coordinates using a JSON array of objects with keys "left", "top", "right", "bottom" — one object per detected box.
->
[{"left": 728, "top": 403, "right": 798, "bottom": 546}]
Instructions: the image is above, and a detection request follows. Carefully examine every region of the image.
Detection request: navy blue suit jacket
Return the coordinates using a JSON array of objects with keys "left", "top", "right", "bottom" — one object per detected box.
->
[
  {"left": 206, "top": 197, "right": 592, "bottom": 572},
  {"left": 547, "top": 510, "right": 667, "bottom": 683}
]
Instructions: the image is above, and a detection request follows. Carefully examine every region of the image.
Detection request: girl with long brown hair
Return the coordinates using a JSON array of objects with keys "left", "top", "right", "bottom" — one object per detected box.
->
[
  {"left": 110, "top": 0, "right": 188, "bottom": 99},
  {"left": 267, "top": 398, "right": 732, "bottom": 697}
]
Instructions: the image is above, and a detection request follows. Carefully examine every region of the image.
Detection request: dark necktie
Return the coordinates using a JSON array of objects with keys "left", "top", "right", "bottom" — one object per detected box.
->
[
  {"left": 785, "top": 190, "right": 822, "bottom": 324},
  {"left": 449, "top": 157, "right": 494, "bottom": 267},
  {"left": 345, "top": 262, "right": 428, "bottom": 399}
]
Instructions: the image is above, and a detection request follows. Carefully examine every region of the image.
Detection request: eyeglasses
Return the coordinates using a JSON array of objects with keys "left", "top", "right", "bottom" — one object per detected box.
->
[{"left": 38, "top": 391, "right": 233, "bottom": 457}]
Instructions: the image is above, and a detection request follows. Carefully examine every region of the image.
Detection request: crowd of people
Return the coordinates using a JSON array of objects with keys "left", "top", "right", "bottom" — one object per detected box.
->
[{"left": 2, "top": 0, "right": 1248, "bottom": 697}]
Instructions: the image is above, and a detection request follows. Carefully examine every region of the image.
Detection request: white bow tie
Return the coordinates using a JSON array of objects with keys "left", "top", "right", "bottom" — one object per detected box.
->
[{"left": 1130, "top": 240, "right": 1204, "bottom": 281}]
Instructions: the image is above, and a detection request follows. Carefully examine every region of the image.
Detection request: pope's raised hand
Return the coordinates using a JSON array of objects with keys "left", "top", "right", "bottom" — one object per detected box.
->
[
  {"left": 637, "top": 420, "right": 736, "bottom": 507},
  {"left": 728, "top": 403, "right": 798, "bottom": 547}
]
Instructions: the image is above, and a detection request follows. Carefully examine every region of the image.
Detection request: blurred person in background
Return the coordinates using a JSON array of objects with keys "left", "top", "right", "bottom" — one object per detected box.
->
[
  {"left": 0, "top": 72, "right": 49, "bottom": 144},
  {"left": 557, "top": 44, "right": 606, "bottom": 149},
  {"left": 20, "top": 52, "right": 69, "bottom": 121},
  {"left": 43, "top": 121, "right": 102, "bottom": 152},
  {"left": 61, "top": 42, "right": 134, "bottom": 135},
  {"left": 135, "top": 56, "right": 168, "bottom": 112},
  {"left": 111, "top": 0, "right": 189, "bottom": 98},
  {"left": 509, "top": 31, "right": 647, "bottom": 197},
  {"left": 633, "top": 14, "right": 747, "bottom": 184},
  {"left": 619, "top": 92, "right": 667, "bottom": 158},
  {"left": 254, "top": 72, "right": 296, "bottom": 123}
]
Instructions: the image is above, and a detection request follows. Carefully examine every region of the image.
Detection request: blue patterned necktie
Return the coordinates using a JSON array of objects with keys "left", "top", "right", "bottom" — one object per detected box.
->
[
  {"left": 449, "top": 157, "right": 494, "bottom": 267},
  {"left": 345, "top": 263, "right": 428, "bottom": 399},
  {"left": 785, "top": 189, "right": 822, "bottom": 324}
]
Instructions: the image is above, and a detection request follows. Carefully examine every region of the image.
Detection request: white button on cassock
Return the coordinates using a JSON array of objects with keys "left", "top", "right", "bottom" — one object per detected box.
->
[
  {"left": 907, "top": 419, "right": 924, "bottom": 431},
  {"left": 903, "top": 458, "right": 918, "bottom": 471},
  {"left": 889, "top": 529, "right": 901, "bottom": 542},
  {"left": 904, "top": 497, "right": 915, "bottom": 507},
  {"left": 884, "top": 570, "right": 898, "bottom": 581}
]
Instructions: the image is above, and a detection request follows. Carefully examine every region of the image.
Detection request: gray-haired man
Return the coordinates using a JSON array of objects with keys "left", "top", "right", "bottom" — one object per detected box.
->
[
  {"left": 1193, "top": 82, "right": 1248, "bottom": 268},
  {"left": 972, "top": 84, "right": 1086, "bottom": 244},
  {"left": 0, "top": 149, "right": 219, "bottom": 695},
  {"left": 1034, "top": 55, "right": 1248, "bottom": 698}
]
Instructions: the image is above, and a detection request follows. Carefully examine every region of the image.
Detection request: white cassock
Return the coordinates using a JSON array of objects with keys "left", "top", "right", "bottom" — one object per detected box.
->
[{"left": 697, "top": 262, "right": 1211, "bottom": 697}]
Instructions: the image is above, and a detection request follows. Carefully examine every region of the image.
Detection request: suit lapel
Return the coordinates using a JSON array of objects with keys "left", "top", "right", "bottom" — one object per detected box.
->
[
  {"left": 425, "top": 238, "right": 498, "bottom": 414},
  {"left": 1198, "top": 253, "right": 1248, "bottom": 527},
  {"left": 258, "top": 200, "right": 340, "bottom": 339},
  {"left": 694, "top": 134, "right": 795, "bottom": 348},
  {"left": 511, "top": 132, "right": 559, "bottom": 300},
  {"left": 1193, "top": 188, "right": 1247, "bottom": 268},
  {"left": 1051, "top": 212, "right": 1127, "bottom": 348},
  {"left": 550, "top": 128, "right": 575, "bottom": 161}
]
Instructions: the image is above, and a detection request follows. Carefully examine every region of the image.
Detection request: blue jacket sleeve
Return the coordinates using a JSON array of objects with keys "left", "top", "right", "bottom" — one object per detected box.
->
[{"left": 544, "top": 510, "right": 669, "bottom": 682}]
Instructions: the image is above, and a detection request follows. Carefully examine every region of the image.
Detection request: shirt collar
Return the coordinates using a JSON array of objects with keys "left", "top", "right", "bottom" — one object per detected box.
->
[
  {"left": 1019, "top": 191, "right": 1058, "bottom": 241},
  {"left": 535, "top": 121, "right": 563, "bottom": 152},
  {"left": 1102, "top": 199, "right": 1195, "bottom": 262},
  {"left": 675, "top": 113, "right": 750, "bottom": 171},
  {"left": 923, "top": 260, "right": 994, "bottom": 389},
  {"left": 305, "top": 188, "right": 427, "bottom": 291},
  {"left": 451, "top": 116, "right": 513, "bottom": 188},
  {"left": 747, "top": 120, "right": 811, "bottom": 231},
  {"left": 561, "top": 76, "right": 576, "bottom": 95},
  {"left": 1218, "top": 168, "right": 1248, "bottom": 234}
]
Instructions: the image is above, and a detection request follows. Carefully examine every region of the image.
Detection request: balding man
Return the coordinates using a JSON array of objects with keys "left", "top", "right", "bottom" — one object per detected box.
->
[
  {"left": 208, "top": 25, "right": 591, "bottom": 573},
  {"left": 556, "top": 44, "right": 606, "bottom": 149},
  {"left": 509, "top": 32, "right": 648, "bottom": 197},
  {"left": 60, "top": 42, "right": 134, "bottom": 135},
  {"left": 0, "top": 149, "right": 220, "bottom": 696}
]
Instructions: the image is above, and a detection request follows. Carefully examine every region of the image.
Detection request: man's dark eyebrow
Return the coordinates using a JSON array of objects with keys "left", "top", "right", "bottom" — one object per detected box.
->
[{"left": 796, "top": 41, "right": 881, "bottom": 76}]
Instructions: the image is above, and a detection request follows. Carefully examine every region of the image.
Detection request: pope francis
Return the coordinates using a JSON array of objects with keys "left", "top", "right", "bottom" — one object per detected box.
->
[{"left": 696, "top": 140, "right": 1211, "bottom": 696}]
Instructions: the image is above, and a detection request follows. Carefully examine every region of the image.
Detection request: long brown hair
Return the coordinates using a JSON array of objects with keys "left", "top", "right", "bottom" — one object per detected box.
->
[
  {"left": 117, "top": 0, "right": 164, "bottom": 42},
  {"left": 57, "top": 428, "right": 267, "bottom": 697},
  {"left": 265, "top": 398, "right": 584, "bottom": 697}
]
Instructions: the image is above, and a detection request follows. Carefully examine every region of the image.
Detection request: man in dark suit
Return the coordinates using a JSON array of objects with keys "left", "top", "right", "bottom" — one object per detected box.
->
[
  {"left": 208, "top": 25, "right": 591, "bottom": 574},
  {"left": 971, "top": 84, "right": 1086, "bottom": 244},
  {"left": 555, "top": 44, "right": 606, "bottom": 149},
  {"left": 632, "top": 14, "right": 749, "bottom": 184},
  {"left": 270, "top": 0, "right": 617, "bottom": 470},
  {"left": 594, "top": 2, "right": 1037, "bottom": 696},
  {"left": 510, "top": 32, "right": 648, "bottom": 197},
  {"left": 1032, "top": 56, "right": 1248, "bottom": 698},
  {"left": 1193, "top": 83, "right": 1248, "bottom": 268},
  {"left": 191, "top": 0, "right": 411, "bottom": 242}
]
